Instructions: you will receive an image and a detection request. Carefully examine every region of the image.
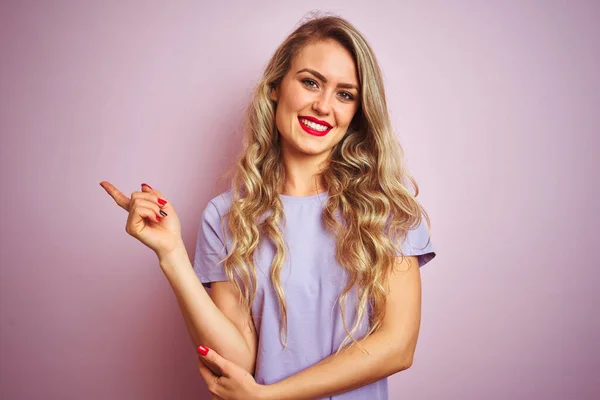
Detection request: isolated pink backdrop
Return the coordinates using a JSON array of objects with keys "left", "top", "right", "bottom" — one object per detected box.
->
[{"left": 1, "top": 1, "right": 598, "bottom": 399}]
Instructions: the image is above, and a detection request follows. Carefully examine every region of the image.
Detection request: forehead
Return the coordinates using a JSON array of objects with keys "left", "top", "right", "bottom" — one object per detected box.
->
[{"left": 291, "top": 39, "right": 358, "bottom": 84}]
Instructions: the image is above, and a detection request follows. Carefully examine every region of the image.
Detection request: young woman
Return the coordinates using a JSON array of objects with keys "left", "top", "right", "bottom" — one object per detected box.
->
[{"left": 101, "top": 14, "right": 435, "bottom": 400}]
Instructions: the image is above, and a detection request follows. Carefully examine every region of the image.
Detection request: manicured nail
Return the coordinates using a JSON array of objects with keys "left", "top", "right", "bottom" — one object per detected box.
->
[
  {"left": 156, "top": 216, "right": 161, "bottom": 222},
  {"left": 158, "top": 198, "right": 167, "bottom": 206},
  {"left": 142, "top": 183, "right": 152, "bottom": 189},
  {"left": 197, "top": 345, "right": 209, "bottom": 356},
  {"left": 159, "top": 210, "right": 167, "bottom": 217}
]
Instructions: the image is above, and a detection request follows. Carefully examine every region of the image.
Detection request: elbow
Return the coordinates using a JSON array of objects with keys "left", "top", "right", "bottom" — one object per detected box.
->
[
  {"left": 392, "top": 354, "right": 413, "bottom": 373},
  {"left": 391, "top": 348, "right": 415, "bottom": 373},
  {"left": 393, "top": 335, "right": 418, "bottom": 372},
  {"left": 379, "top": 330, "right": 418, "bottom": 373},
  {"left": 399, "top": 354, "right": 414, "bottom": 371}
]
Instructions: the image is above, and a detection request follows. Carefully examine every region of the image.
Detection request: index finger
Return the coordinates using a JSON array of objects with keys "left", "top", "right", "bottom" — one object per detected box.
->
[{"left": 99, "top": 181, "right": 131, "bottom": 211}]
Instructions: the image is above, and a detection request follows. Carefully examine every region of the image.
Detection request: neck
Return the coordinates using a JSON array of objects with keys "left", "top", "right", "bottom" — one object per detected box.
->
[{"left": 280, "top": 147, "right": 329, "bottom": 197}]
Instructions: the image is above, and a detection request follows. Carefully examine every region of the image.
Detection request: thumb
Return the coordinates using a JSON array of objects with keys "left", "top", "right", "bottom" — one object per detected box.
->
[{"left": 198, "top": 345, "right": 229, "bottom": 377}]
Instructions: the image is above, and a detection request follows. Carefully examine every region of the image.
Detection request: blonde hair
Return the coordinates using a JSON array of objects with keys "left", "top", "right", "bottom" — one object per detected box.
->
[{"left": 221, "top": 12, "right": 430, "bottom": 351}]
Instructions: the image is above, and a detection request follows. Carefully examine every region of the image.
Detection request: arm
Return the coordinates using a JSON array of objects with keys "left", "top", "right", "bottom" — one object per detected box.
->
[
  {"left": 264, "top": 255, "right": 422, "bottom": 400},
  {"left": 159, "top": 245, "right": 257, "bottom": 374}
]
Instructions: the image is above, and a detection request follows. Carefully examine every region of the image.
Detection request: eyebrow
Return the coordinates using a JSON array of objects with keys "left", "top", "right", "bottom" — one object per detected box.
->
[{"left": 296, "top": 68, "right": 359, "bottom": 91}]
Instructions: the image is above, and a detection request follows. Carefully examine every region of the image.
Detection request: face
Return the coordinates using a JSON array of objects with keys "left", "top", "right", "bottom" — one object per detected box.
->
[{"left": 270, "top": 39, "right": 361, "bottom": 163}]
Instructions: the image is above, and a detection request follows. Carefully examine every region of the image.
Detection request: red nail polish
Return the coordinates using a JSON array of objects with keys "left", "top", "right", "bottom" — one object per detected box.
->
[
  {"left": 142, "top": 183, "right": 152, "bottom": 189},
  {"left": 156, "top": 216, "right": 161, "bottom": 222},
  {"left": 197, "top": 345, "right": 209, "bottom": 356},
  {"left": 158, "top": 198, "right": 167, "bottom": 205}
]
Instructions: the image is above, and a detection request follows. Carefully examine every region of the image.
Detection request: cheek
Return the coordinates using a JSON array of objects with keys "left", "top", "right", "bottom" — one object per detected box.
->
[
  {"left": 338, "top": 109, "right": 358, "bottom": 130},
  {"left": 274, "top": 102, "right": 293, "bottom": 134},
  {"left": 346, "top": 105, "right": 361, "bottom": 122},
  {"left": 274, "top": 92, "right": 305, "bottom": 131}
]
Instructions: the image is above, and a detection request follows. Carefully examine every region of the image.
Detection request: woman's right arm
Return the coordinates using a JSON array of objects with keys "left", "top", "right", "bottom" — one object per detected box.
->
[
  {"left": 159, "top": 245, "right": 257, "bottom": 375},
  {"left": 98, "top": 182, "right": 256, "bottom": 373}
]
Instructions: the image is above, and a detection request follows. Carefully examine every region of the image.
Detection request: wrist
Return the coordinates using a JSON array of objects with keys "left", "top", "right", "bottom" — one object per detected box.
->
[
  {"left": 259, "top": 383, "right": 282, "bottom": 400},
  {"left": 157, "top": 242, "right": 188, "bottom": 269}
]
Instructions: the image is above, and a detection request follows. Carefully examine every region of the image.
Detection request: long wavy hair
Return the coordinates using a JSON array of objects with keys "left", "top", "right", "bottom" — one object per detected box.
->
[{"left": 221, "top": 13, "right": 430, "bottom": 351}]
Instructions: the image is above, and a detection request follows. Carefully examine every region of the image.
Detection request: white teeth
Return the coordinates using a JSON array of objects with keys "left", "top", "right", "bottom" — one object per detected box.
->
[{"left": 300, "top": 118, "right": 329, "bottom": 132}]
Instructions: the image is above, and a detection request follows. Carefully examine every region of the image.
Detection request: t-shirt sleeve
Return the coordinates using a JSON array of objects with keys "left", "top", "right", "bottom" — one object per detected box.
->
[
  {"left": 398, "top": 218, "right": 436, "bottom": 268},
  {"left": 193, "top": 201, "right": 229, "bottom": 287}
]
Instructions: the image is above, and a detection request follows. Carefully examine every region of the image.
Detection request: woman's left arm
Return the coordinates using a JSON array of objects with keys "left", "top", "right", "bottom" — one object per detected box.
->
[
  {"left": 263, "top": 254, "right": 422, "bottom": 400},
  {"left": 197, "top": 255, "right": 422, "bottom": 400}
]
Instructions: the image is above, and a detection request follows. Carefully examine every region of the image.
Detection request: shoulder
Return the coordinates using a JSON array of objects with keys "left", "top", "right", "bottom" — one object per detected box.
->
[
  {"left": 207, "top": 189, "right": 234, "bottom": 213},
  {"left": 197, "top": 190, "right": 237, "bottom": 247},
  {"left": 200, "top": 189, "right": 234, "bottom": 226},
  {"left": 400, "top": 216, "right": 436, "bottom": 268}
]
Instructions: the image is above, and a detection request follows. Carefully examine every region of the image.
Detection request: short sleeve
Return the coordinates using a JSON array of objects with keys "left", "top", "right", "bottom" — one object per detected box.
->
[
  {"left": 397, "top": 219, "right": 436, "bottom": 268},
  {"left": 193, "top": 201, "right": 229, "bottom": 287}
]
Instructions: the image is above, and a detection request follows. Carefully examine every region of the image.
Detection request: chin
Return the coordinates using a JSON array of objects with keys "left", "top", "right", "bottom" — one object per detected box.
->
[
  {"left": 281, "top": 133, "right": 335, "bottom": 157},
  {"left": 299, "top": 144, "right": 332, "bottom": 157}
]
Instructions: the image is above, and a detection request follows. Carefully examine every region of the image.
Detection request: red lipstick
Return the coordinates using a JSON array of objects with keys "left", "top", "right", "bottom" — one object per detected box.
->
[{"left": 298, "top": 116, "right": 333, "bottom": 137}]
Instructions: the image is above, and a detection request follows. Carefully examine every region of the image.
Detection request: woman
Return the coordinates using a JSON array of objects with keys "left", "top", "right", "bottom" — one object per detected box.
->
[{"left": 101, "top": 14, "right": 435, "bottom": 400}]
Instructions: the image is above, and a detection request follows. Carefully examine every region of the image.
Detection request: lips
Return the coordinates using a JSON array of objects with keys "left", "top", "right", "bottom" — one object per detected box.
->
[{"left": 297, "top": 116, "right": 333, "bottom": 137}]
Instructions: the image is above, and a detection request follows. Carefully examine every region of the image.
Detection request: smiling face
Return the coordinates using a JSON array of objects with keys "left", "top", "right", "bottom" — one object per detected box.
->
[{"left": 270, "top": 39, "right": 361, "bottom": 163}]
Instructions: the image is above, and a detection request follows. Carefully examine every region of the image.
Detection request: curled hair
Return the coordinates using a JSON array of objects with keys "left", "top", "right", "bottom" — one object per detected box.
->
[{"left": 221, "top": 12, "right": 431, "bottom": 351}]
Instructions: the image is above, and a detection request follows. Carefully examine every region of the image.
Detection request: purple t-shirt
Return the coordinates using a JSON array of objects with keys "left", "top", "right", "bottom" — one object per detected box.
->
[{"left": 193, "top": 190, "right": 435, "bottom": 399}]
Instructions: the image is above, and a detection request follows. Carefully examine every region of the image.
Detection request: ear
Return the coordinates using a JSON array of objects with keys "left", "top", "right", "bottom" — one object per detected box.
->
[{"left": 269, "top": 85, "right": 279, "bottom": 102}]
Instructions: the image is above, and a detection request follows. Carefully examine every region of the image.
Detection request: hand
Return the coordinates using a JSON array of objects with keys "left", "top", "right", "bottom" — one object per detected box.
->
[
  {"left": 100, "top": 181, "right": 184, "bottom": 258},
  {"left": 197, "top": 346, "right": 266, "bottom": 400}
]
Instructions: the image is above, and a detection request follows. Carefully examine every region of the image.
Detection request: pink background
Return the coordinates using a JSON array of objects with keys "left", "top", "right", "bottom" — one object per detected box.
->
[{"left": 1, "top": 1, "right": 598, "bottom": 399}]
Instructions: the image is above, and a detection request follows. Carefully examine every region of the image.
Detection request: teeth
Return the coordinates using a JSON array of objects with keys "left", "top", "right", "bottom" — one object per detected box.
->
[{"left": 300, "top": 118, "right": 329, "bottom": 132}]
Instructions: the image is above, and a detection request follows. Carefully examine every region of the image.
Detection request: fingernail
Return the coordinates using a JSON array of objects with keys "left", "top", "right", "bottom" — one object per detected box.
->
[
  {"left": 159, "top": 210, "right": 167, "bottom": 217},
  {"left": 197, "top": 345, "right": 209, "bottom": 356},
  {"left": 158, "top": 198, "right": 167, "bottom": 206},
  {"left": 142, "top": 183, "right": 152, "bottom": 189},
  {"left": 156, "top": 216, "right": 161, "bottom": 222}
]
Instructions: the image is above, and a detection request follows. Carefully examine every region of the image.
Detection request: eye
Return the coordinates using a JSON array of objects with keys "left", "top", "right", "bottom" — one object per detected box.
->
[
  {"left": 301, "top": 78, "right": 319, "bottom": 89},
  {"left": 338, "top": 91, "right": 354, "bottom": 101}
]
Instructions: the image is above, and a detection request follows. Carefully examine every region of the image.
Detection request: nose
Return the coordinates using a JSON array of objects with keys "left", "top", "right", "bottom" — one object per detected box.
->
[{"left": 312, "top": 91, "right": 332, "bottom": 115}]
